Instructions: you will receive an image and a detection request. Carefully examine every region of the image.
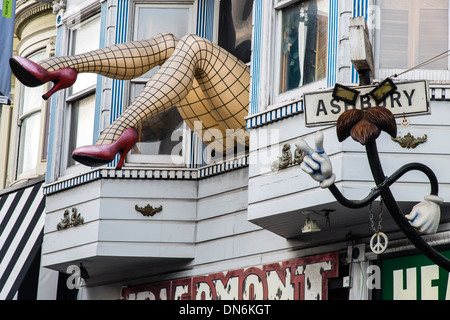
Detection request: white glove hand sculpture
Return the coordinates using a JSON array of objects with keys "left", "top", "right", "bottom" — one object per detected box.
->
[
  {"left": 296, "top": 131, "right": 336, "bottom": 188},
  {"left": 405, "top": 195, "right": 443, "bottom": 234}
]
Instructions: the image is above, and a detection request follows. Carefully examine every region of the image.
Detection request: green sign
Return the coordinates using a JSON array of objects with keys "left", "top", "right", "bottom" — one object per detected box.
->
[
  {"left": 2, "top": 0, "right": 12, "bottom": 18},
  {"left": 382, "top": 250, "right": 450, "bottom": 300}
]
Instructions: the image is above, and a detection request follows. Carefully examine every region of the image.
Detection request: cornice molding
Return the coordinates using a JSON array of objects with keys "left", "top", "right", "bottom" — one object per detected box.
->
[
  {"left": 15, "top": 1, "right": 53, "bottom": 39},
  {"left": 42, "top": 155, "right": 249, "bottom": 196}
]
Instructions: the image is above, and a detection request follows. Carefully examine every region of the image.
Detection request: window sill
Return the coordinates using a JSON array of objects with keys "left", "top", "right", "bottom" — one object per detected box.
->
[
  {"left": 12, "top": 162, "right": 47, "bottom": 187},
  {"left": 272, "top": 79, "right": 328, "bottom": 108}
]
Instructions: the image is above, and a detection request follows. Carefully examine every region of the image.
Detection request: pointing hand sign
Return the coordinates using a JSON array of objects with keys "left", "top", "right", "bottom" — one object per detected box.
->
[{"left": 295, "top": 131, "right": 336, "bottom": 188}]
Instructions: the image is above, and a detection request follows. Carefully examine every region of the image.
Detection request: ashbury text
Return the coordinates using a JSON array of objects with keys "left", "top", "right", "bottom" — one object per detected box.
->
[{"left": 304, "top": 81, "right": 429, "bottom": 126}]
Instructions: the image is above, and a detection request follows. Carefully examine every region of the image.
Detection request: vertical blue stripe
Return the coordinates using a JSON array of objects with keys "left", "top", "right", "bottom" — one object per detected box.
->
[
  {"left": 93, "top": 0, "right": 108, "bottom": 143},
  {"left": 206, "top": 0, "right": 214, "bottom": 40},
  {"left": 109, "top": 0, "right": 129, "bottom": 167},
  {"left": 46, "top": 26, "right": 63, "bottom": 182},
  {"left": 191, "top": 0, "right": 215, "bottom": 167},
  {"left": 250, "top": 0, "right": 262, "bottom": 115},
  {"left": 111, "top": 0, "right": 129, "bottom": 124},
  {"left": 327, "top": 0, "right": 339, "bottom": 88},
  {"left": 196, "top": 0, "right": 214, "bottom": 41},
  {"left": 352, "top": 0, "right": 369, "bottom": 84},
  {"left": 196, "top": 0, "right": 204, "bottom": 36}
]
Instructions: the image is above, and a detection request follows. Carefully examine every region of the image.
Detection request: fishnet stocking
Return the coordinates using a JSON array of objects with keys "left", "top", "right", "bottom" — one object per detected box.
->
[
  {"left": 39, "top": 33, "right": 177, "bottom": 80},
  {"left": 38, "top": 33, "right": 250, "bottom": 152}
]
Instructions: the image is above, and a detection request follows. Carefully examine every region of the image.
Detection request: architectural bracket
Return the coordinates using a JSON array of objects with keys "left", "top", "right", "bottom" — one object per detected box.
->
[
  {"left": 271, "top": 144, "right": 305, "bottom": 172},
  {"left": 135, "top": 204, "right": 163, "bottom": 217},
  {"left": 392, "top": 133, "right": 427, "bottom": 149},
  {"left": 56, "top": 208, "right": 84, "bottom": 230}
]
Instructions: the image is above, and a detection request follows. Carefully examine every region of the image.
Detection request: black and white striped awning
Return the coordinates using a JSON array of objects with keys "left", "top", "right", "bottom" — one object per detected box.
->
[{"left": 0, "top": 181, "right": 45, "bottom": 300}]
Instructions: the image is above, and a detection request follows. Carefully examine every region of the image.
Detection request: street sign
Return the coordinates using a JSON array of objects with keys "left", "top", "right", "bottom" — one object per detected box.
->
[
  {"left": 303, "top": 80, "right": 430, "bottom": 127},
  {"left": 0, "top": 95, "right": 9, "bottom": 105}
]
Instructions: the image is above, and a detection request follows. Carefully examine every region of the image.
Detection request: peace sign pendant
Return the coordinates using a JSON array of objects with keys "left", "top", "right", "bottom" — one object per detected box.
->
[{"left": 370, "top": 232, "right": 389, "bottom": 254}]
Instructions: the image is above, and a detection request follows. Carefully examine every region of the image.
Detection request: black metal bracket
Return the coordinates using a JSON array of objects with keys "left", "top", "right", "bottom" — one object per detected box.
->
[{"left": 328, "top": 141, "right": 450, "bottom": 271}]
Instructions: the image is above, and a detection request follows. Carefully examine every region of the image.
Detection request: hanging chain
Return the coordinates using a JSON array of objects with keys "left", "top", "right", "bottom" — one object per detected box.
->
[
  {"left": 369, "top": 198, "right": 383, "bottom": 233},
  {"left": 369, "top": 182, "right": 389, "bottom": 254}
]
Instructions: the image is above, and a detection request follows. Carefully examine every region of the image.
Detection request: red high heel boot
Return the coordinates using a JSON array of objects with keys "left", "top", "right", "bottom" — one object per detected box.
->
[
  {"left": 72, "top": 128, "right": 138, "bottom": 169},
  {"left": 9, "top": 56, "right": 78, "bottom": 100}
]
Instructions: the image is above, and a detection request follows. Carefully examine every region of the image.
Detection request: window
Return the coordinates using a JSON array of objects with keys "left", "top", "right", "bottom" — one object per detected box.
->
[
  {"left": 218, "top": 0, "right": 253, "bottom": 64},
  {"left": 65, "top": 15, "right": 100, "bottom": 168},
  {"left": 128, "top": 3, "right": 194, "bottom": 165},
  {"left": 17, "top": 51, "right": 47, "bottom": 176},
  {"left": 378, "top": 0, "right": 449, "bottom": 70},
  {"left": 277, "top": 0, "right": 329, "bottom": 94}
]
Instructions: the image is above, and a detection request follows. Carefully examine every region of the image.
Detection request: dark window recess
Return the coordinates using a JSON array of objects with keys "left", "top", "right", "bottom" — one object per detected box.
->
[{"left": 218, "top": 0, "right": 253, "bottom": 64}]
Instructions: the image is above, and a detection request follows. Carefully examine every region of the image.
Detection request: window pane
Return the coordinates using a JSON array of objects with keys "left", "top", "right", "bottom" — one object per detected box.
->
[
  {"left": 136, "top": 7, "right": 190, "bottom": 40},
  {"left": 280, "top": 0, "right": 328, "bottom": 93},
  {"left": 131, "top": 5, "right": 192, "bottom": 157},
  {"left": 418, "top": 5, "right": 449, "bottom": 69},
  {"left": 134, "top": 6, "right": 190, "bottom": 79},
  {"left": 17, "top": 112, "right": 41, "bottom": 175},
  {"left": 67, "top": 94, "right": 95, "bottom": 167},
  {"left": 20, "top": 84, "right": 44, "bottom": 116},
  {"left": 20, "top": 51, "right": 46, "bottom": 116},
  {"left": 218, "top": 0, "right": 253, "bottom": 63},
  {"left": 379, "top": 0, "right": 448, "bottom": 70},
  {"left": 42, "top": 100, "right": 50, "bottom": 160},
  {"left": 17, "top": 51, "right": 46, "bottom": 175},
  {"left": 70, "top": 15, "right": 101, "bottom": 94},
  {"left": 133, "top": 108, "right": 184, "bottom": 156},
  {"left": 129, "top": 84, "right": 184, "bottom": 157},
  {"left": 379, "top": 4, "right": 409, "bottom": 69}
]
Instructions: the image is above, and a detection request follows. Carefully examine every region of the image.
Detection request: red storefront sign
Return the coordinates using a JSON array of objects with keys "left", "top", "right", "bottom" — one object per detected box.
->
[{"left": 123, "top": 252, "right": 338, "bottom": 300}]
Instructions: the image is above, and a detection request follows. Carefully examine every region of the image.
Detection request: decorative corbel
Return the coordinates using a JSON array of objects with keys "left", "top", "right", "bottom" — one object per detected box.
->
[
  {"left": 271, "top": 144, "right": 306, "bottom": 172},
  {"left": 52, "top": 0, "right": 66, "bottom": 14},
  {"left": 56, "top": 209, "right": 71, "bottom": 230},
  {"left": 135, "top": 204, "right": 163, "bottom": 217},
  {"left": 392, "top": 133, "right": 427, "bottom": 149},
  {"left": 70, "top": 208, "right": 84, "bottom": 226},
  {"left": 57, "top": 207, "right": 84, "bottom": 230},
  {"left": 293, "top": 147, "right": 306, "bottom": 165}
]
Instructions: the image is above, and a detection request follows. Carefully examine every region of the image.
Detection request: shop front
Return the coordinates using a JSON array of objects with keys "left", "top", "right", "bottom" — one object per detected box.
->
[
  {"left": 123, "top": 252, "right": 339, "bottom": 300},
  {"left": 381, "top": 248, "right": 450, "bottom": 300}
]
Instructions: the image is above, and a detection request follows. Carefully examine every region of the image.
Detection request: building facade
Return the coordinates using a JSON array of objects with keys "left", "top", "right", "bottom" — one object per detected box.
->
[
  {"left": 0, "top": 0, "right": 58, "bottom": 300},
  {"left": 2, "top": 0, "right": 450, "bottom": 300}
]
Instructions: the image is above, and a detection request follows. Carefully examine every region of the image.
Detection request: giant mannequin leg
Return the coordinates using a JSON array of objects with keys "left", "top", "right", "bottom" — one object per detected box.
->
[
  {"left": 95, "top": 34, "right": 249, "bottom": 152},
  {"left": 11, "top": 33, "right": 250, "bottom": 166},
  {"left": 10, "top": 33, "right": 178, "bottom": 100},
  {"left": 38, "top": 33, "right": 178, "bottom": 80}
]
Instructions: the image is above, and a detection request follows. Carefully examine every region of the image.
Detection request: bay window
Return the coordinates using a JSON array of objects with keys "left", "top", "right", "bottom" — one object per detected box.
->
[
  {"left": 65, "top": 14, "right": 100, "bottom": 169},
  {"left": 17, "top": 50, "right": 47, "bottom": 177},
  {"left": 128, "top": 2, "right": 194, "bottom": 165},
  {"left": 277, "top": 0, "right": 329, "bottom": 94},
  {"left": 376, "top": 0, "right": 450, "bottom": 80}
]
